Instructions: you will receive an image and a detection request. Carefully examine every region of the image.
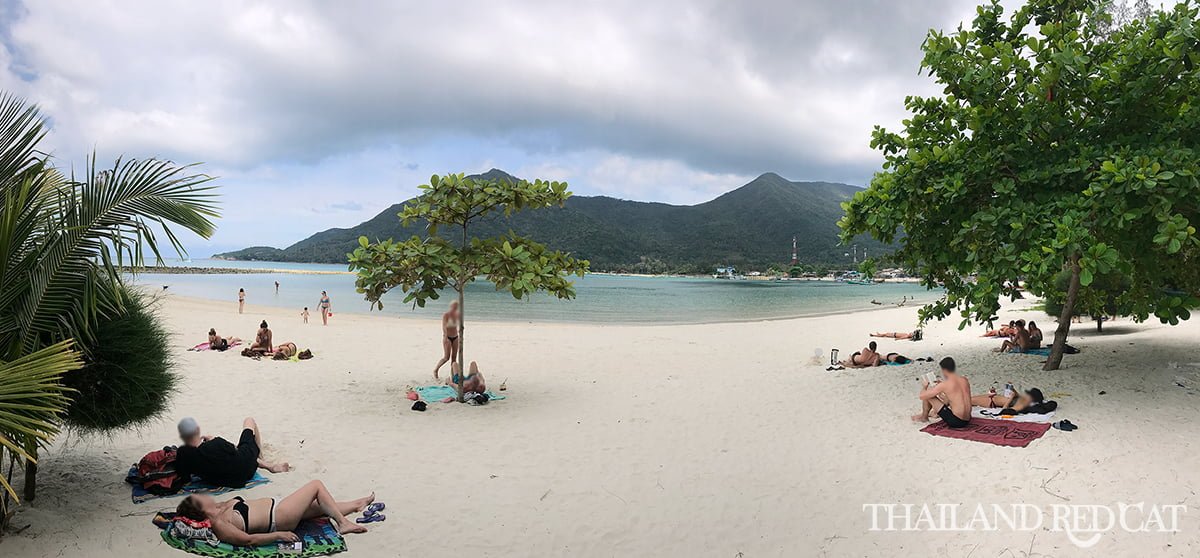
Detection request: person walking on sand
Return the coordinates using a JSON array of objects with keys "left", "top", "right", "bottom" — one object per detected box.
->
[
  {"left": 301, "top": 307, "right": 309, "bottom": 324},
  {"left": 318, "top": 291, "right": 332, "bottom": 326},
  {"left": 912, "top": 357, "right": 971, "bottom": 428},
  {"left": 433, "top": 300, "right": 461, "bottom": 379},
  {"left": 174, "top": 480, "right": 374, "bottom": 546},
  {"left": 238, "top": 288, "right": 245, "bottom": 314}
]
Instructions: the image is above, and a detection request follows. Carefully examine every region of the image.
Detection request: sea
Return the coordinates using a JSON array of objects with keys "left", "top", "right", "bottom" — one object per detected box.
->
[{"left": 132, "top": 259, "right": 940, "bottom": 325}]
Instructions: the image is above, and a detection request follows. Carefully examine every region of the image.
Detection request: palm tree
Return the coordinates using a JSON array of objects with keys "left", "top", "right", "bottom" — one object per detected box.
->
[{"left": 0, "top": 92, "right": 219, "bottom": 525}]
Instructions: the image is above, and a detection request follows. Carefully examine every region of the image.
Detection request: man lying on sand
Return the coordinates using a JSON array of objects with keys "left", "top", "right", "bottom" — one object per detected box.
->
[
  {"left": 176, "top": 417, "right": 290, "bottom": 488},
  {"left": 912, "top": 357, "right": 971, "bottom": 428},
  {"left": 176, "top": 480, "right": 375, "bottom": 546}
]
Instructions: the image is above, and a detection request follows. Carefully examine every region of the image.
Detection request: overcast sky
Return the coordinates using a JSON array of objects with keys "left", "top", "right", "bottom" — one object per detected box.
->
[{"left": 0, "top": 0, "right": 989, "bottom": 255}]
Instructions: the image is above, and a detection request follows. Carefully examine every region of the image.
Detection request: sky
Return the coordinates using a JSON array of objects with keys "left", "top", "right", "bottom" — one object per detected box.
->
[{"left": 0, "top": 0, "right": 991, "bottom": 256}]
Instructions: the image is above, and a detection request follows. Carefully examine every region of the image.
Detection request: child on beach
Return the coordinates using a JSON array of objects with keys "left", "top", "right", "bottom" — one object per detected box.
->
[{"left": 302, "top": 307, "right": 309, "bottom": 324}]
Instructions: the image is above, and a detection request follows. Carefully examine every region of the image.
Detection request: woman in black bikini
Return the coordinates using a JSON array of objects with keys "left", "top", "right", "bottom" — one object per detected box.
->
[
  {"left": 433, "top": 301, "right": 461, "bottom": 379},
  {"left": 175, "top": 480, "right": 374, "bottom": 546}
]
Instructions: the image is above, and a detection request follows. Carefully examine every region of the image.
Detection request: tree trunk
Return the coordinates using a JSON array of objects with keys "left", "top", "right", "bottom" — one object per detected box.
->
[
  {"left": 1045, "top": 258, "right": 1081, "bottom": 371},
  {"left": 22, "top": 435, "right": 37, "bottom": 502},
  {"left": 1095, "top": 315, "right": 1103, "bottom": 333},
  {"left": 456, "top": 286, "right": 465, "bottom": 403}
]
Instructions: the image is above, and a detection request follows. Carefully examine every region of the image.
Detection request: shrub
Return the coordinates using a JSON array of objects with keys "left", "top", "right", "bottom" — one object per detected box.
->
[{"left": 62, "top": 288, "right": 179, "bottom": 431}]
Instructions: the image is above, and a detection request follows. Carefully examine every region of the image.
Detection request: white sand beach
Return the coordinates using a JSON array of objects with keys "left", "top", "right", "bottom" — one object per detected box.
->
[{"left": 5, "top": 293, "right": 1200, "bottom": 557}]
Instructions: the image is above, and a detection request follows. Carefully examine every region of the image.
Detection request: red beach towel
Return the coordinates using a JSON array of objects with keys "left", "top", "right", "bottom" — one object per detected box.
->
[{"left": 920, "top": 417, "right": 1051, "bottom": 448}]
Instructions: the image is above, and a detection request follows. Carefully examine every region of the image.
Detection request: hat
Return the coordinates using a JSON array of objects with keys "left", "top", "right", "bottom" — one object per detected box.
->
[
  {"left": 1025, "top": 388, "right": 1045, "bottom": 403},
  {"left": 177, "top": 417, "right": 200, "bottom": 438}
]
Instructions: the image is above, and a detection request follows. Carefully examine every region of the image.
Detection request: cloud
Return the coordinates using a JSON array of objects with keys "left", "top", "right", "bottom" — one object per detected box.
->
[{"left": 0, "top": 0, "right": 986, "bottom": 251}]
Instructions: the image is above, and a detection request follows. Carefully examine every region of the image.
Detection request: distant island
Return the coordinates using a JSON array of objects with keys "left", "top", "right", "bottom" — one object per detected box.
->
[{"left": 214, "top": 169, "right": 887, "bottom": 273}]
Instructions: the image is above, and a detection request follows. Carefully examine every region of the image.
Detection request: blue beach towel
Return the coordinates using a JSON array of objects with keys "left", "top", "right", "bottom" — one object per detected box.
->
[
  {"left": 1016, "top": 347, "right": 1052, "bottom": 356},
  {"left": 129, "top": 467, "right": 270, "bottom": 504},
  {"left": 414, "top": 385, "right": 506, "bottom": 402}
]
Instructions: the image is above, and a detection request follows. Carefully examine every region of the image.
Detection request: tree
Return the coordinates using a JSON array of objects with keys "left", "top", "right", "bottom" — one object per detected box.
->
[
  {"left": 0, "top": 92, "right": 218, "bottom": 516},
  {"left": 839, "top": 0, "right": 1200, "bottom": 370},
  {"left": 349, "top": 173, "right": 589, "bottom": 400},
  {"left": 1044, "top": 270, "right": 1133, "bottom": 331}
]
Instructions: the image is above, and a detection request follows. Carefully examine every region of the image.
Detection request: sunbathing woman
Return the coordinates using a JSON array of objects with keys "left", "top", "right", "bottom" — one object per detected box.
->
[
  {"left": 446, "top": 361, "right": 486, "bottom": 393},
  {"left": 249, "top": 321, "right": 273, "bottom": 355},
  {"left": 271, "top": 342, "right": 298, "bottom": 360},
  {"left": 971, "top": 387, "right": 1045, "bottom": 411},
  {"left": 982, "top": 321, "right": 1017, "bottom": 338},
  {"left": 208, "top": 329, "right": 241, "bottom": 350},
  {"left": 883, "top": 352, "right": 912, "bottom": 364},
  {"left": 175, "top": 480, "right": 374, "bottom": 546},
  {"left": 870, "top": 330, "right": 923, "bottom": 341},
  {"left": 840, "top": 341, "right": 882, "bottom": 368}
]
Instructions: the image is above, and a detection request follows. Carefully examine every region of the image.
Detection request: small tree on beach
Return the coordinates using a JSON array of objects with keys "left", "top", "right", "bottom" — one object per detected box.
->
[
  {"left": 349, "top": 173, "right": 589, "bottom": 401},
  {"left": 840, "top": 0, "right": 1200, "bottom": 370}
]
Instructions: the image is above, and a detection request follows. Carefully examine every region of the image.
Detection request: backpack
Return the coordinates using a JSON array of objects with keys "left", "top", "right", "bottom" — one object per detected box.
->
[{"left": 126, "top": 446, "right": 186, "bottom": 495}]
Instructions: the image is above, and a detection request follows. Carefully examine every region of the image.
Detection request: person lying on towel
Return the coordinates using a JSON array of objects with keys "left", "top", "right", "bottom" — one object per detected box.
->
[
  {"left": 912, "top": 357, "right": 972, "bottom": 428},
  {"left": 972, "top": 387, "right": 1052, "bottom": 413},
  {"left": 176, "top": 480, "right": 375, "bottom": 546},
  {"left": 175, "top": 417, "right": 290, "bottom": 488},
  {"left": 446, "top": 360, "right": 487, "bottom": 393}
]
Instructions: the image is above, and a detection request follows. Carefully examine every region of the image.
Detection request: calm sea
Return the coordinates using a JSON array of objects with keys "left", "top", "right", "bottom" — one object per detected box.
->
[{"left": 132, "top": 259, "right": 939, "bottom": 324}]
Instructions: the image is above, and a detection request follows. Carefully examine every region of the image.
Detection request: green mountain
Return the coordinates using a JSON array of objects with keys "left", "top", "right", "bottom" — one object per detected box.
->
[{"left": 214, "top": 169, "right": 885, "bottom": 273}]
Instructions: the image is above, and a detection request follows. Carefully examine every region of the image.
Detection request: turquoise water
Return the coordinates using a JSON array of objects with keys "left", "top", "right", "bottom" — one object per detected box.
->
[{"left": 134, "top": 259, "right": 939, "bottom": 324}]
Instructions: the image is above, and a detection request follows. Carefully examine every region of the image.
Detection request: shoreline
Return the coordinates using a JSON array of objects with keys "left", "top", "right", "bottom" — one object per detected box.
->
[{"left": 150, "top": 291, "right": 939, "bottom": 328}]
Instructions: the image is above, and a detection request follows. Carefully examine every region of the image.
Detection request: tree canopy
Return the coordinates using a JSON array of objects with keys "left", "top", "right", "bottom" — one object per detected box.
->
[
  {"left": 839, "top": 0, "right": 1200, "bottom": 369},
  {"left": 349, "top": 173, "right": 589, "bottom": 399}
]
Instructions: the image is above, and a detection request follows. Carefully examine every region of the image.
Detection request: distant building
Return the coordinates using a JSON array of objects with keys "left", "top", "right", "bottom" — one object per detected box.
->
[{"left": 714, "top": 266, "right": 740, "bottom": 279}]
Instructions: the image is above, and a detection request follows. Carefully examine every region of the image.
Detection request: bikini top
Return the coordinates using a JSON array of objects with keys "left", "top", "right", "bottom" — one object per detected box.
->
[{"left": 232, "top": 496, "right": 249, "bottom": 529}]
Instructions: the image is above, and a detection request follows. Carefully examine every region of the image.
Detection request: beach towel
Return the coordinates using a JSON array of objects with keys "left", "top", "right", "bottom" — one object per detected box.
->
[
  {"left": 1016, "top": 347, "right": 1053, "bottom": 356},
  {"left": 154, "top": 513, "right": 346, "bottom": 558},
  {"left": 970, "top": 406, "right": 1055, "bottom": 423},
  {"left": 189, "top": 341, "right": 241, "bottom": 352},
  {"left": 885, "top": 360, "right": 911, "bottom": 366},
  {"left": 920, "top": 417, "right": 1051, "bottom": 448},
  {"left": 129, "top": 467, "right": 270, "bottom": 504},
  {"left": 414, "top": 385, "right": 506, "bottom": 402}
]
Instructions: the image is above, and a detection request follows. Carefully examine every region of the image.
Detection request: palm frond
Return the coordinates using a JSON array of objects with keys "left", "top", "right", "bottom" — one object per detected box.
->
[{"left": 0, "top": 340, "right": 79, "bottom": 502}]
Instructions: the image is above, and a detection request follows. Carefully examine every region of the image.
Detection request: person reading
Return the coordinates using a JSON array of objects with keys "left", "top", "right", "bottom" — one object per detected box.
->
[{"left": 912, "top": 357, "right": 971, "bottom": 428}]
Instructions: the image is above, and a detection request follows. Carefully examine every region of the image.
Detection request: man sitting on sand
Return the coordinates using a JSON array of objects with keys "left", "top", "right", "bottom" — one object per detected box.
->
[
  {"left": 912, "top": 357, "right": 971, "bottom": 428},
  {"left": 841, "top": 341, "right": 882, "bottom": 367},
  {"left": 175, "top": 417, "right": 290, "bottom": 488},
  {"left": 996, "top": 320, "right": 1032, "bottom": 353}
]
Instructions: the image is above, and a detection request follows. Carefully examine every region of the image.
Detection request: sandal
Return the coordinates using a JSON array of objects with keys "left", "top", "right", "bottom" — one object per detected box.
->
[{"left": 355, "top": 513, "right": 386, "bottom": 524}]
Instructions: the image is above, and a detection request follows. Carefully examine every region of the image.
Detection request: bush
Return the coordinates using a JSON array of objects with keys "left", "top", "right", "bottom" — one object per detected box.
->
[
  {"left": 62, "top": 288, "right": 179, "bottom": 431},
  {"left": 1044, "top": 270, "right": 1132, "bottom": 331}
]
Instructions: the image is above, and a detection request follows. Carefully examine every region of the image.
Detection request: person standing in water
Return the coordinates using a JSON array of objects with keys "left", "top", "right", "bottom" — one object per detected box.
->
[
  {"left": 434, "top": 301, "right": 461, "bottom": 379},
  {"left": 275, "top": 281, "right": 280, "bottom": 294},
  {"left": 238, "top": 288, "right": 245, "bottom": 314},
  {"left": 318, "top": 291, "right": 332, "bottom": 326}
]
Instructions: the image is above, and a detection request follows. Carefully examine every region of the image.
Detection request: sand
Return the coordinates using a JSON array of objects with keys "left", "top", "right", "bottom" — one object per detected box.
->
[{"left": 4, "top": 292, "right": 1200, "bottom": 557}]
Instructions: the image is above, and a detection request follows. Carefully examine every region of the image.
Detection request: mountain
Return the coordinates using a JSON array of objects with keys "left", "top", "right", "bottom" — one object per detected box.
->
[{"left": 214, "top": 169, "right": 886, "bottom": 273}]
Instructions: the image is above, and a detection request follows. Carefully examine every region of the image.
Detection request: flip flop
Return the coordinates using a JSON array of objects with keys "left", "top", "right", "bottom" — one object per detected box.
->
[
  {"left": 355, "top": 513, "right": 385, "bottom": 524},
  {"left": 364, "top": 503, "right": 385, "bottom": 515}
]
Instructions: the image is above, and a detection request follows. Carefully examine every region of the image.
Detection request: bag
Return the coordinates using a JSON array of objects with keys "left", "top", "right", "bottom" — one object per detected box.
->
[
  {"left": 127, "top": 446, "right": 186, "bottom": 495},
  {"left": 1063, "top": 344, "right": 1080, "bottom": 354}
]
